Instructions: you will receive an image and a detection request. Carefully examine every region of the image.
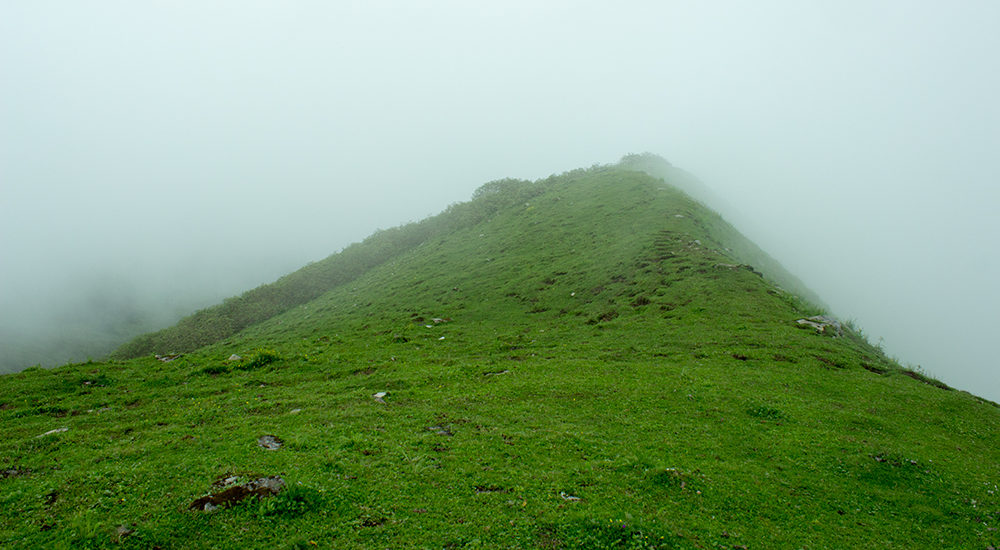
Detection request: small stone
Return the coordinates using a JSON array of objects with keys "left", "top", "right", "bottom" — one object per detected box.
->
[
  {"left": 154, "top": 354, "right": 182, "bottom": 362},
  {"left": 213, "top": 476, "right": 240, "bottom": 487},
  {"left": 257, "top": 435, "right": 283, "bottom": 450},
  {"left": 289, "top": 408, "right": 302, "bottom": 414},
  {"left": 427, "top": 425, "right": 453, "bottom": 436},
  {"left": 36, "top": 427, "right": 68, "bottom": 438},
  {"left": 559, "top": 491, "right": 581, "bottom": 501},
  {"left": 228, "top": 354, "right": 242, "bottom": 361},
  {"left": 116, "top": 525, "right": 135, "bottom": 539},
  {"left": 373, "top": 392, "right": 387, "bottom": 404}
]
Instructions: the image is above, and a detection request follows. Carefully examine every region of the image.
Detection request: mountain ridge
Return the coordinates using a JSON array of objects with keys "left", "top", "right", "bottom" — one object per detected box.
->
[
  {"left": 113, "top": 154, "right": 822, "bottom": 360},
  {"left": 2, "top": 155, "right": 998, "bottom": 549}
]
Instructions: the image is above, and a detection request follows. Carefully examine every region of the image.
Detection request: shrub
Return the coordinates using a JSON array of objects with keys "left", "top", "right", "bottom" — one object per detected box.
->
[
  {"left": 200, "top": 364, "right": 230, "bottom": 376},
  {"left": 256, "top": 486, "right": 324, "bottom": 518},
  {"left": 235, "top": 349, "right": 282, "bottom": 371}
]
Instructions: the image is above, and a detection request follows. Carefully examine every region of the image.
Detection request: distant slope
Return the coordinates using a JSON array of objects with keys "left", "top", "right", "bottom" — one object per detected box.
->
[
  {"left": 215, "top": 160, "right": 877, "bottom": 377},
  {"left": 618, "top": 152, "right": 824, "bottom": 306},
  {"left": 111, "top": 177, "right": 541, "bottom": 359},
  {"left": 114, "top": 155, "right": 820, "bottom": 359}
]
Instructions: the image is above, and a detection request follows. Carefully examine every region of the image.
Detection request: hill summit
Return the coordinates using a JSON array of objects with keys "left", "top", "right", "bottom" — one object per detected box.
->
[{"left": 2, "top": 155, "right": 998, "bottom": 549}]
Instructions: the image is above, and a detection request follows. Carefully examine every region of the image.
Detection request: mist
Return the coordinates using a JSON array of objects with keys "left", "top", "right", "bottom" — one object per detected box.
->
[{"left": 2, "top": 2, "right": 998, "bottom": 401}]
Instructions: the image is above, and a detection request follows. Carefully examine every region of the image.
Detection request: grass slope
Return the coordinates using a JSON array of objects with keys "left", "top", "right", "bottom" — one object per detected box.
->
[
  {"left": 111, "top": 177, "right": 541, "bottom": 360},
  {"left": 2, "top": 162, "right": 998, "bottom": 549}
]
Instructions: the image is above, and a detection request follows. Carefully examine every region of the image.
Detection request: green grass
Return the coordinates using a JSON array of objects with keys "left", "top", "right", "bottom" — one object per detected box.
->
[{"left": 2, "top": 157, "right": 998, "bottom": 548}]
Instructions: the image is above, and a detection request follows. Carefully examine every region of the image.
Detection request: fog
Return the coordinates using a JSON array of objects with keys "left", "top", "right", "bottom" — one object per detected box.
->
[{"left": 2, "top": 2, "right": 998, "bottom": 401}]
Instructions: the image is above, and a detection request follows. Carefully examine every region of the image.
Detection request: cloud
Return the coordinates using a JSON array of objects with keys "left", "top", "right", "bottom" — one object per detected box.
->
[{"left": 1, "top": 1, "right": 997, "bottom": 399}]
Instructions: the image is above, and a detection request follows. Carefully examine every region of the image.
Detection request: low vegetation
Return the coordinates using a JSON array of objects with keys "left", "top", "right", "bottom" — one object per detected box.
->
[{"left": 2, "top": 157, "right": 998, "bottom": 548}]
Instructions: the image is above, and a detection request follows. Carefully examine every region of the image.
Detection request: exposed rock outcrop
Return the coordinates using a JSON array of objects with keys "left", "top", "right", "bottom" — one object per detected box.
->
[
  {"left": 796, "top": 315, "right": 843, "bottom": 337},
  {"left": 190, "top": 476, "right": 285, "bottom": 511}
]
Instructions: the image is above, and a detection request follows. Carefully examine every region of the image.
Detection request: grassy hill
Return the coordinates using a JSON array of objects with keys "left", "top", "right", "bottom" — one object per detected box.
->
[{"left": 2, "top": 157, "right": 998, "bottom": 549}]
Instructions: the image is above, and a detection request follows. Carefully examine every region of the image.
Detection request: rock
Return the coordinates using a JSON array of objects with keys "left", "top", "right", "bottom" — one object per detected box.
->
[
  {"left": 484, "top": 370, "right": 510, "bottom": 377},
  {"left": 373, "top": 392, "right": 387, "bottom": 404},
  {"left": 227, "top": 354, "right": 242, "bottom": 361},
  {"left": 559, "top": 491, "right": 581, "bottom": 501},
  {"left": 1, "top": 468, "right": 29, "bottom": 478},
  {"left": 154, "top": 354, "right": 182, "bottom": 362},
  {"left": 36, "top": 427, "right": 68, "bottom": 438},
  {"left": 796, "top": 315, "right": 843, "bottom": 337},
  {"left": 289, "top": 408, "right": 302, "bottom": 414},
  {"left": 116, "top": 525, "right": 135, "bottom": 539},
  {"left": 257, "top": 435, "right": 283, "bottom": 450},
  {"left": 189, "top": 476, "right": 285, "bottom": 511},
  {"left": 427, "top": 425, "right": 453, "bottom": 436},
  {"left": 214, "top": 475, "right": 240, "bottom": 487}
]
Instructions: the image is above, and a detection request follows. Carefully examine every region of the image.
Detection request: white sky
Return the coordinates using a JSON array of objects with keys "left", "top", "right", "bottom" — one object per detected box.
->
[{"left": 2, "top": 1, "right": 998, "bottom": 400}]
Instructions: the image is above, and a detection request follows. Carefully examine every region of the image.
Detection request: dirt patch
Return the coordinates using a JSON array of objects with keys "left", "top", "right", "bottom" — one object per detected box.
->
[
  {"left": 358, "top": 516, "right": 386, "bottom": 528},
  {"left": 814, "top": 355, "right": 846, "bottom": 369},
  {"left": 861, "top": 362, "right": 888, "bottom": 374},
  {"left": 1, "top": 467, "right": 30, "bottom": 478},
  {"left": 900, "top": 370, "right": 952, "bottom": 390},
  {"left": 813, "top": 355, "right": 847, "bottom": 369}
]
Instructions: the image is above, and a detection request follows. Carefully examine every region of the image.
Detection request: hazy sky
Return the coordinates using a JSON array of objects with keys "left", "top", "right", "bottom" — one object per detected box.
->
[{"left": 2, "top": 1, "right": 998, "bottom": 401}]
